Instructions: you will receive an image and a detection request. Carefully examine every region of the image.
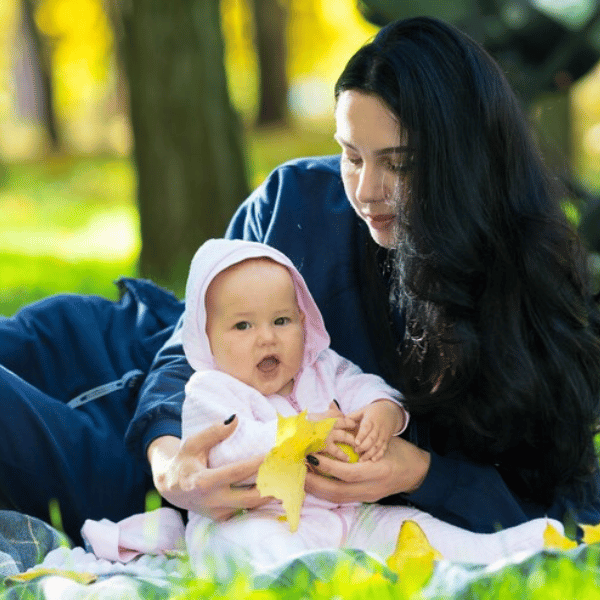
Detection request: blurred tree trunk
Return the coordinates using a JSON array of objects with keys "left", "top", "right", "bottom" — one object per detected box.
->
[
  {"left": 21, "top": 0, "right": 60, "bottom": 150},
  {"left": 251, "top": 0, "right": 288, "bottom": 126},
  {"left": 118, "top": 0, "right": 249, "bottom": 292}
]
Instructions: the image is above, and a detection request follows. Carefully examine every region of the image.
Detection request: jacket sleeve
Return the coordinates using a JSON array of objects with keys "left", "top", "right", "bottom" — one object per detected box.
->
[
  {"left": 125, "top": 322, "right": 192, "bottom": 465},
  {"left": 397, "top": 451, "right": 534, "bottom": 532},
  {"left": 382, "top": 418, "right": 600, "bottom": 533}
]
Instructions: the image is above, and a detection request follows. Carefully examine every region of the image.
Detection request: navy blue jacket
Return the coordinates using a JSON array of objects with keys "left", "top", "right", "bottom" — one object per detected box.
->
[
  {"left": 0, "top": 278, "right": 183, "bottom": 542},
  {"left": 126, "top": 155, "right": 600, "bottom": 533}
]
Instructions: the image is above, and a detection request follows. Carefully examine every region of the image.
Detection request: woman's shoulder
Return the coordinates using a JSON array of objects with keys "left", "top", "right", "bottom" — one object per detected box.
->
[
  {"left": 226, "top": 153, "right": 353, "bottom": 246},
  {"left": 275, "top": 155, "right": 341, "bottom": 176},
  {"left": 260, "top": 155, "right": 344, "bottom": 200}
]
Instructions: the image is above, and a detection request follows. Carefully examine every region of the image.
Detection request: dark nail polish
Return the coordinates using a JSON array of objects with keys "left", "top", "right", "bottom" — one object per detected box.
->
[
  {"left": 306, "top": 455, "right": 319, "bottom": 466},
  {"left": 333, "top": 399, "right": 340, "bottom": 409},
  {"left": 224, "top": 414, "right": 236, "bottom": 425}
]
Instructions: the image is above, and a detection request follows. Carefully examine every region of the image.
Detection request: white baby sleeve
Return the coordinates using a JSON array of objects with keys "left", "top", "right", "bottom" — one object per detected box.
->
[{"left": 182, "top": 371, "right": 278, "bottom": 468}]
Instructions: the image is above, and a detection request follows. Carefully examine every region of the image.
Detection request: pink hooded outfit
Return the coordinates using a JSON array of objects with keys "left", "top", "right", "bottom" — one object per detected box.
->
[
  {"left": 181, "top": 238, "right": 405, "bottom": 478},
  {"left": 180, "top": 239, "right": 558, "bottom": 574}
]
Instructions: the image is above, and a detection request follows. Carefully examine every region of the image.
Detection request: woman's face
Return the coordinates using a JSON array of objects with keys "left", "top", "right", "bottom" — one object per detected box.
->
[{"left": 334, "top": 90, "right": 411, "bottom": 248}]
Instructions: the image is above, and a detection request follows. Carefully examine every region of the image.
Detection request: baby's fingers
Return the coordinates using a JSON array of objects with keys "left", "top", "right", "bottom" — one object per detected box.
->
[
  {"left": 354, "top": 419, "right": 374, "bottom": 447},
  {"left": 355, "top": 427, "right": 381, "bottom": 454},
  {"left": 328, "top": 427, "right": 356, "bottom": 447},
  {"left": 334, "top": 415, "right": 358, "bottom": 432},
  {"left": 322, "top": 441, "right": 350, "bottom": 462},
  {"left": 358, "top": 441, "right": 380, "bottom": 462},
  {"left": 360, "top": 438, "right": 389, "bottom": 462}
]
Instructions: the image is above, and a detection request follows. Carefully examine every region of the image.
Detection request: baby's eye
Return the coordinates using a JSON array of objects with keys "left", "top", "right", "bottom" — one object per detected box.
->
[
  {"left": 234, "top": 321, "right": 251, "bottom": 330},
  {"left": 274, "top": 316, "right": 290, "bottom": 326}
]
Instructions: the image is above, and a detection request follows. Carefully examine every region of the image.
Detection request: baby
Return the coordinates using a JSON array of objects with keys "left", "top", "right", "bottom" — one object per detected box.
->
[{"left": 181, "top": 239, "right": 554, "bottom": 574}]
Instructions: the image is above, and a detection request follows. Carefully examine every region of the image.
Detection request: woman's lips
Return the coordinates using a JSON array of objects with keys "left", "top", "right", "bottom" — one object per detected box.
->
[{"left": 364, "top": 214, "right": 395, "bottom": 230}]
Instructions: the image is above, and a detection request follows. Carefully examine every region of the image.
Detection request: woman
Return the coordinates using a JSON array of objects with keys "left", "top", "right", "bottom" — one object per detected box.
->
[{"left": 128, "top": 16, "right": 600, "bottom": 534}]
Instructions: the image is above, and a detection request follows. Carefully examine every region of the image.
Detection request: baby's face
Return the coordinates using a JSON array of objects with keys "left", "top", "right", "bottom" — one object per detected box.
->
[{"left": 205, "top": 258, "right": 305, "bottom": 397}]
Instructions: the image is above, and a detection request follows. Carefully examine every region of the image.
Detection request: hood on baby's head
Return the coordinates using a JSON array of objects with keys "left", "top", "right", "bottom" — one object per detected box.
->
[{"left": 181, "top": 238, "right": 330, "bottom": 371}]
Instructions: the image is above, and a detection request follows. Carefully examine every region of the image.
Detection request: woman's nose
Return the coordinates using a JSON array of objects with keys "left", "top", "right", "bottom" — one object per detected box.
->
[{"left": 355, "top": 164, "right": 388, "bottom": 205}]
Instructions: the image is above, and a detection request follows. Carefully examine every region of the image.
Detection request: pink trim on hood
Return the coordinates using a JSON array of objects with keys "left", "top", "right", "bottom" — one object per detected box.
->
[{"left": 182, "top": 239, "right": 330, "bottom": 372}]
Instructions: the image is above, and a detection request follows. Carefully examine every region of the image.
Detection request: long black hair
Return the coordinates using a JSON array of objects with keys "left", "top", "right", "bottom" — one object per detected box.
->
[{"left": 336, "top": 17, "right": 600, "bottom": 506}]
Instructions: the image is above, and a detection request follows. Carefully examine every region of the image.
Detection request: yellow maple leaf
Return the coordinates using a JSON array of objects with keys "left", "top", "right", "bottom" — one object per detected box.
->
[
  {"left": 580, "top": 523, "right": 600, "bottom": 545},
  {"left": 543, "top": 522, "right": 578, "bottom": 550},
  {"left": 386, "top": 520, "right": 442, "bottom": 595},
  {"left": 256, "top": 411, "right": 336, "bottom": 532}
]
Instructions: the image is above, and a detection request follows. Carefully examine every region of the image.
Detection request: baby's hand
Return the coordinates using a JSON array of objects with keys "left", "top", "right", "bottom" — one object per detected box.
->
[
  {"left": 307, "top": 401, "right": 357, "bottom": 462},
  {"left": 321, "top": 424, "right": 358, "bottom": 462},
  {"left": 348, "top": 399, "right": 406, "bottom": 462}
]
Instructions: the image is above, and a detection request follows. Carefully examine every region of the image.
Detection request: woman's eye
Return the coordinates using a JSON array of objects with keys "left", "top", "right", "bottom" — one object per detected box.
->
[
  {"left": 234, "top": 321, "right": 251, "bottom": 330},
  {"left": 342, "top": 153, "right": 362, "bottom": 167},
  {"left": 274, "top": 317, "right": 290, "bottom": 326},
  {"left": 388, "top": 156, "right": 415, "bottom": 175},
  {"left": 385, "top": 160, "right": 409, "bottom": 174}
]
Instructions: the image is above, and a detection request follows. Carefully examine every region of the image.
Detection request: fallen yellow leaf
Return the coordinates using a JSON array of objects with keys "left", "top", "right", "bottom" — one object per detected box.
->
[
  {"left": 5, "top": 569, "right": 97, "bottom": 585},
  {"left": 581, "top": 523, "right": 600, "bottom": 545},
  {"left": 256, "top": 411, "right": 336, "bottom": 532},
  {"left": 387, "top": 520, "right": 443, "bottom": 569},
  {"left": 386, "top": 520, "right": 442, "bottom": 595},
  {"left": 543, "top": 522, "right": 578, "bottom": 550}
]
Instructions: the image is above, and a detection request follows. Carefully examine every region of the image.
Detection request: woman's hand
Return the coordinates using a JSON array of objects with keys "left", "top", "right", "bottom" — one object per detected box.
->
[
  {"left": 147, "top": 417, "right": 270, "bottom": 520},
  {"left": 304, "top": 435, "right": 431, "bottom": 503}
]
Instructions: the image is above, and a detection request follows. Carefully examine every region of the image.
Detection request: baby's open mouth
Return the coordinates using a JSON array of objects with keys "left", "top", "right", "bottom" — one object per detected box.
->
[{"left": 257, "top": 355, "right": 280, "bottom": 372}]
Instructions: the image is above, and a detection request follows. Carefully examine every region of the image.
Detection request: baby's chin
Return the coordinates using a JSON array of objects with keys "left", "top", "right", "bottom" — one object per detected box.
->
[
  {"left": 273, "top": 379, "right": 294, "bottom": 397},
  {"left": 252, "top": 377, "right": 294, "bottom": 397}
]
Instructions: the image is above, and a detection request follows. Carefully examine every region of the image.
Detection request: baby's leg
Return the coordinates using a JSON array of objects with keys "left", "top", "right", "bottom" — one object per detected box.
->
[
  {"left": 186, "top": 505, "right": 347, "bottom": 576},
  {"left": 346, "top": 504, "right": 559, "bottom": 565}
]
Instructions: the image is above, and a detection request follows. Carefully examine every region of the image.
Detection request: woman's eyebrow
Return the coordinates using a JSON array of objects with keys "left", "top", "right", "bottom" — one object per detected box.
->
[
  {"left": 333, "top": 135, "right": 412, "bottom": 156},
  {"left": 333, "top": 134, "right": 351, "bottom": 147},
  {"left": 374, "top": 146, "right": 412, "bottom": 156}
]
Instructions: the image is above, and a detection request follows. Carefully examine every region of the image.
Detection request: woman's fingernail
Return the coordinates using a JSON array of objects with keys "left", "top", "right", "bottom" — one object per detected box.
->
[
  {"left": 224, "top": 414, "right": 236, "bottom": 425},
  {"left": 332, "top": 399, "right": 340, "bottom": 409},
  {"left": 306, "top": 455, "right": 319, "bottom": 466}
]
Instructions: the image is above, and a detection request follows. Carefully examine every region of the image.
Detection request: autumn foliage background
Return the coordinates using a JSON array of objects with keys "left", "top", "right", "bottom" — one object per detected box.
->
[
  {"left": 0, "top": 0, "right": 378, "bottom": 313},
  {"left": 0, "top": 0, "right": 599, "bottom": 315}
]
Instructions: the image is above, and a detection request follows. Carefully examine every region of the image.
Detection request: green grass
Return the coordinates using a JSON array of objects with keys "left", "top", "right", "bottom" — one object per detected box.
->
[
  {"left": 133, "top": 545, "right": 600, "bottom": 599},
  {"left": 0, "top": 252, "right": 135, "bottom": 316},
  {"left": 3, "top": 545, "right": 600, "bottom": 599},
  {"left": 0, "top": 123, "right": 338, "bottom": 317},
  {"left": 0, "top": 154, "right": 140, "bottom": 315}
]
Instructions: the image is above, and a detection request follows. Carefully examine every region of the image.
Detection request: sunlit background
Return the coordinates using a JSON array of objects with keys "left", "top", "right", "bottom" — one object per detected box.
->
[{"left": 0, "top": 0, "right": 599, "bottom": 315}]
